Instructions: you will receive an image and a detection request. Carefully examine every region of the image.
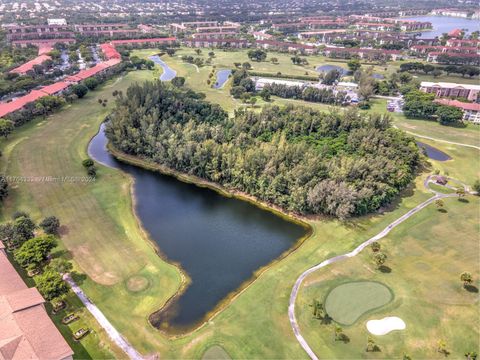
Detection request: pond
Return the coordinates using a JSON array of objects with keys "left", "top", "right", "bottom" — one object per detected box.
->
[
  {"left": 416, "top": 141, "right": 452, "bottom": 161},
  {"left": 400, "top": 16, "right": 480, "bottom": 38},
  {"left": 88, "top": 125, "right": 307, "bottom": 332},
  {"left": 149, "top": 55, "right": 177, "bottom": 81},
  {"left": 213, "top": 69, "right": 232, "bottom": 89},
  {"left": 316, "top": 64, "right": 349, "bottom": 76}
]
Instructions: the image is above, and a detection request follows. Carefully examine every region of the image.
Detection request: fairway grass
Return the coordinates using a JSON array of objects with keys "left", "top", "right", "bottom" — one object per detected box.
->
[
  {"left": 324, "top": 281, "right": 393, "bottom": 326},
  {"left": 1, "top": 55, "right": 478, "bottom": 359},
  {"left": 297, "top": 196, "right": 480, "bottom": 358}
]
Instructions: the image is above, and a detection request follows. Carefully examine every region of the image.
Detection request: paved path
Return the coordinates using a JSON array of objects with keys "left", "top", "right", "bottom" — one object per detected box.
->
[
  {"left": 64, "top": 274, "right": 145, "bottom": 360},
  {"left": 398, "top": 128, "right": 480, "bottom": 151},
  {"left": 288, "top": 176, "right": 464, "bottom": 360}
]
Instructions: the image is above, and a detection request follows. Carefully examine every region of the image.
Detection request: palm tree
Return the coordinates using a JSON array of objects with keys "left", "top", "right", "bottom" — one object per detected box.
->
[
  {"left": 435, "top": 199, "right": 444, "bottom": 210},
  {"left": 460, "top": 272, "right": 473, "bottom": 288},
  {"left": 437, "top": 339, "right": 448, "bottom": 355},
  {"left": 373, "top": 252, "right": 387, "bottom": 269}
]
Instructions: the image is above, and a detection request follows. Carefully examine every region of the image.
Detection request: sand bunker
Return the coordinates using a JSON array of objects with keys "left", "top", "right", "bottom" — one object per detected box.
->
[{"left": 366, "top": 316, "right": 406, "bottom": 335}]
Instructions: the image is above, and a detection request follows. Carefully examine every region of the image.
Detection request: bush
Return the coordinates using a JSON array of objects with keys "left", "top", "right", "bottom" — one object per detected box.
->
[
  {"left": 39, "top": 216, "right": 60, "bottom": 235},
  {"left": 82, "top": 158, "right": 94, "bottom": 168}
]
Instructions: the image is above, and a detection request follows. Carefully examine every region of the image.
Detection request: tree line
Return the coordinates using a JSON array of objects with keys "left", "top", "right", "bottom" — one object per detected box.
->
[{"left": 106, "top": 81, "right": 420, "bottom": 219}]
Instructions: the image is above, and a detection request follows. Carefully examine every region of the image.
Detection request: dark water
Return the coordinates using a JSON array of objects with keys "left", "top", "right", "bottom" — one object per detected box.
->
[
  {"left": 316, "top": 64, "right": 349, "bottom": 76},
  {"left": 88, "top": 125, "right": 307, "bottom": 330},
  {"left": 149, "top": 55, "right": 177, "bottom": 81},
  {"left": 213, "top": 69, "right": 232, "bottom": 89},
  {"left": 401, "top": 16, "right": 480, "bottom": 38},
  {"left": 417, "top": 141, "right": 451, "bottom": 161}
]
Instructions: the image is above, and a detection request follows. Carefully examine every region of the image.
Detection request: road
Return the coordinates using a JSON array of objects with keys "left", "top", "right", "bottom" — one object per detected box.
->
[
  {"left": 64, "top": 274, "right": 145, "bottom": 360},
  {"left": 288, "top": 176, "right": 464, "bottom": 360}
]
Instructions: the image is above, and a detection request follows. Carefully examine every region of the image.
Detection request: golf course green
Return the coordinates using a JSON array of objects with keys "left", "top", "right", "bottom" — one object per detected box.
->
[{"left": 325, "top": 281, "right": 393, "bottom": 325}]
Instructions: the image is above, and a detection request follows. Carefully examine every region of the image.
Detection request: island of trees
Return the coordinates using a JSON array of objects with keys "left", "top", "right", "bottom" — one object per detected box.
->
[{"left": 106, "top": 81, "right": 420, "bottom": 219}]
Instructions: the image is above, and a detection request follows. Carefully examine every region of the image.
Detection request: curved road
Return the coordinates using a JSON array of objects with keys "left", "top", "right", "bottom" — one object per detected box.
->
[{"left": 288, "top": 176, "right": 466, "bottom": 360}]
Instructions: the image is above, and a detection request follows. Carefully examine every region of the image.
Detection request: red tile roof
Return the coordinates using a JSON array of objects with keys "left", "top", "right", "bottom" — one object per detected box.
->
[
  {"left": 110, "top": 37, "right": 176, "bottom": 45},
  {"left": 100, "top": 43, "right": 121, "bottom": 60},
  {"left": 435, "top": 99, "right": 480, "bottom": 111},
  {"left": 0, "top": 90, "right": 46, "bottom": 118},
  {"left": 0, "top": 247, "right": 73, "bottom": 360},
  {"left": 40, "top": 82, "right": 70, "bottom": 95},
  {"left": 10, "top": 55, "right": 52, "bottom": 75}
]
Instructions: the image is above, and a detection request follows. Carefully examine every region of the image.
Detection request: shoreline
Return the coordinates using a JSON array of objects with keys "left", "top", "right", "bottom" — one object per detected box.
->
[{"left": 105, "top": 141, "right": 314, "bottom": 338}]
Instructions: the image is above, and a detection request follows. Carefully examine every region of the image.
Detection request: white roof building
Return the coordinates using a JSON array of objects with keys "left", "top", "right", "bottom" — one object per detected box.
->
[
  {"left": 254, "top": 77, "right": 307, "bottom": 91},
  {"left": 47, "top": 18, "right": 67, "bottom": 25}
]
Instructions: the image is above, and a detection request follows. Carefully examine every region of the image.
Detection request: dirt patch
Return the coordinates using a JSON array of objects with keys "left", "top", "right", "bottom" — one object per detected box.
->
[
  {"left": 72, "top": 244, "right": 120, "bottom": 285},
  {"left": 126, "top": 275, "right": 150, "bottom": 292}
]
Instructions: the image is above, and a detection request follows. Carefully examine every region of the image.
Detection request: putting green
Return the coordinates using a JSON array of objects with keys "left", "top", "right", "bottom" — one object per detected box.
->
[
  {"left": 201, "top": 345, "right": 231, "bottom": 360},
  {"left": 325, "top": 281, "right": 393, "bottom": 326}
]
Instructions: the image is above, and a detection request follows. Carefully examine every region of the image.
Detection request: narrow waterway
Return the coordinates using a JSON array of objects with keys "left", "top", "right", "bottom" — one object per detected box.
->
[
  {"left": 149, "top": 55, "right": 177, "bottom": 81},
  {"left": 88, "top": 125, "right": 307, "bottom": 332}
]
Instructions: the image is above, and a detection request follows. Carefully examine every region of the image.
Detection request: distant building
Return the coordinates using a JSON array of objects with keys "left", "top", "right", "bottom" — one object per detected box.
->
[
  {"left": 420, "top": 81, "right": 480, "bottom": 101},
  {"left": 254, "top": 77, "right": 307, "bottom": 91},
  {"left": 0, "top": 243, "right": 74, "bottom": 360},
  {"left": 434, "top": 99, "right": 480, "bottom": 124},
  {"left": 47, "top": 18, "right": 67, "bottom": 26}
]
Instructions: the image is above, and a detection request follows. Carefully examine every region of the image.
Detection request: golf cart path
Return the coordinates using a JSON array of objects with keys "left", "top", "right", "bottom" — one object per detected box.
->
[
  {"left": 64, "top": 274, "right": 146, "bottom": 360},
  {"left": 288, "top": 176, "right": 467, "bottom": 360},
  {"left": 400, "top": 128, "right": 480, "bottom": 151}
]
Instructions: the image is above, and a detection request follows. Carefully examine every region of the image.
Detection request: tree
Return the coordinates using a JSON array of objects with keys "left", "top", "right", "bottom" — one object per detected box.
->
[
  {"left": 0, "top": 175, "right": 8, "bottom": 201},
  {"left": 39, "top": 216, "right": 60, "bottom": 235},
  {"left": 347, "top": 59, "right": 361, "bottom": 72},
  {"left": 423, "top": 64, "right": 435, "bottom": 74},
  {"left": 247, "top": 49, "right": 267, "bottom": 62},
  {"left": 373, "top": 252, "right": 387, "bottom": 269},
  {"left": 171, "top": 77, "right": 186, "bottom": 87},
  {"left": 460, "top": 271, "right": 473, "bottom": 287},
  {"left": 0, "top": 119, "right": 14, "bottom": 138},
  {"left": 71, "top": 84, "right": 88, "bottom": 98},
  {"left": 49, "top": 258, "right": 73, "bottom": 274},
  {"left": 259, "top": 89, "right": 271, "bottom": 101},
  {"left": 82, "top": 158, "right": 94, "bottom": 168},
  {"left": 84, "top": 77, "right": 99, "bottom": 90},
  {"left": 208, "top": 51, "right": 215, "bottom": 58},
  {"left": 14, "top": 234, "right": 57, "bottom": 268},
  {"left": 435, "top": 199, "right": 444, "bottom": 210},
  {"left": 432, "top": 69, "right": 443, "bottom": 78},
  {"left": 371, "top": 241, "right": 381, "bottom": 252},
  {"left": 166, "top": 48, "right": 176, "bottom": 56},
  {"left": 322, "top": 69, "right": 341, "bottom": 85},
  {"left": 242, "top": 62, "right": 252, "bottom": 70},
  {"left": 35, "top": 266, "right": 69, "bottom": 300},
  {"left": 270, "top": 57, "right": 278, "bottom": 64},
  {"left": 472, "top": 179, "right": 480, "bottom": 194},
  {"left": 465, "top": 351, "right": 477, "bottom": 360},
  {"left": 437, "top": 339, "right": 448, "bottom": 356},
  {"left": 435, "top": 105, "right": 464, "bottom": 125},
  {"left": 195, "top": 49, "right": 202, "bottom": 55},
  {"left": 456, "top": 187, "right": 466, "bottom": 198}
]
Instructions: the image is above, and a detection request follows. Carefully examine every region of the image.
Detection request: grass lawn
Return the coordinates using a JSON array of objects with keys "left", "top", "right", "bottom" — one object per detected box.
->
[
  {"left": 296, "top": 195, "right": 480, "bottom": 359},
  {"left": 324, "top": 281, "right": 393, "bottom": 326},
  {"left": 1, "top": 53, "right": 478, "bottom": 359},
  {"left": 369, "top": 99, "right": 480, "bottom": 148}
]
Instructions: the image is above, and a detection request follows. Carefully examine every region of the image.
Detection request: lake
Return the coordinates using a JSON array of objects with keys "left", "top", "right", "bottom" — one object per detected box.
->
[
  {"left": 400, "top": 16, "right": 480, "bottom": 38},
  {"left": 316, "top": 64, "right": 349, "bottom": 76},
  {"left": 88, "top": 125, "right": 307, "bottom": 332},
  {"left": 213, "top": 69, "right": 232, "bottom": 89},
  {"left": 149, "top": 55, "right": 177, "bottom": 81},
  {"left": 416, "top": 141, "right": 452, "bottom": 161}
]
